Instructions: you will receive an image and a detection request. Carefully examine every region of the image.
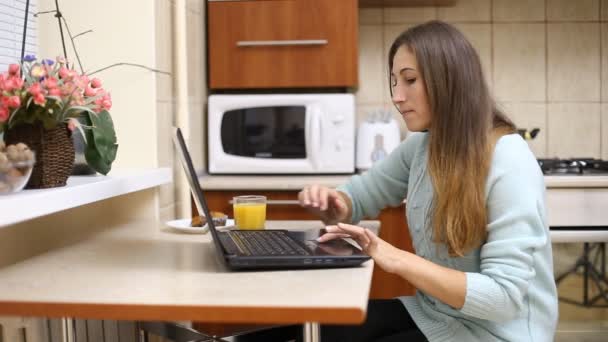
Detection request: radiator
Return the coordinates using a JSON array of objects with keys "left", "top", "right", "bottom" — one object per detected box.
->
[{"left": 0, "top": 318, "right": 142, "bottom": 342}]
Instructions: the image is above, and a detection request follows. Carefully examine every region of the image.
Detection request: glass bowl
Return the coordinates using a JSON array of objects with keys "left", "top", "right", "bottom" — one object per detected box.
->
[{"left": 0, "top": 159, "right": 35, "bottom": 194}]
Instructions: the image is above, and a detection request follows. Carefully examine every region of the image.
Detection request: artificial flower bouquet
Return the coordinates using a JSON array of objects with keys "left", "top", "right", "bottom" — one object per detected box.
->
[{"left": 0, "top": 55, "right": 117, "bottom": 176}]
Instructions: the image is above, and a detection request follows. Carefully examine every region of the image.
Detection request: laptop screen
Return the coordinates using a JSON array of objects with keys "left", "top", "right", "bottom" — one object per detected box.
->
[{"left": 172, "top": 127, "right": 227, "bottom": 258}]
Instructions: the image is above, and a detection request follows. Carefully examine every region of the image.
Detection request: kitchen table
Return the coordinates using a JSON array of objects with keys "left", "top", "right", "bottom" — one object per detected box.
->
[{"left": 0, "top": 220, "right": 378, "bottom": 342}]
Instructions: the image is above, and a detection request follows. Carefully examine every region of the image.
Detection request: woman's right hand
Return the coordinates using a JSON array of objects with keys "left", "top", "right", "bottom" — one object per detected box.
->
[{"left": 298, "top": 185, "right": 351, "bottom": 225}]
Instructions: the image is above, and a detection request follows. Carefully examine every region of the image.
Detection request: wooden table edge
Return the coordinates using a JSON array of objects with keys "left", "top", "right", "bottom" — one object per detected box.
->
[{"left": 0, "top": 302, "right": 367, "bottom": 324}]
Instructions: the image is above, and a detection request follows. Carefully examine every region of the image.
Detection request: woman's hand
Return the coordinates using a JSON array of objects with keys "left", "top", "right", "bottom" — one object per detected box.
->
[
  {"left": 298, "top": 185, "right": 351, "bottom": 225},
  {"left": 320, "top": 223, "right": 466, "bottom": 309},
  {"left": 318, "top": 222, "right": 403, "bottom": 274}
]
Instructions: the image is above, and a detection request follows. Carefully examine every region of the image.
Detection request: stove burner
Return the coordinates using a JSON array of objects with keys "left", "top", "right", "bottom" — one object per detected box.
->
[{"left": 537, "top": 158, "right": 608, "bottom": 175}]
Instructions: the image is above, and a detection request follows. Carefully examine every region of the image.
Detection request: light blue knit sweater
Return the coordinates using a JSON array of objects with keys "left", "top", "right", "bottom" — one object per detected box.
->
[{"left": 338, "top": 133, "right": 558, "bottom": 342}]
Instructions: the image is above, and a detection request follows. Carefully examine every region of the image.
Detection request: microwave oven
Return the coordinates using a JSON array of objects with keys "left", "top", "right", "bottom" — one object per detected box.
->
[{"left": 208, "top": 94, "right": 355, "bottom": 174}]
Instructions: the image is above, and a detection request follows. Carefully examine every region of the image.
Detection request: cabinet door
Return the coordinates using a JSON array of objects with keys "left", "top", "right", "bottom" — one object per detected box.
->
[
  {"left": 199, "top": 190, "right": 415, "bottom": 299},
  {"left": 208, "top": 0, "right": 358, "bottom": 89}
]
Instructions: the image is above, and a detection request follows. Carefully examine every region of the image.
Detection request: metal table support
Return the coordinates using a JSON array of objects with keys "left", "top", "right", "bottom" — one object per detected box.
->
[
  {"left": 137, "top": 321, "right": 228, "bottom": 342},
  {"left": 303, "top": 322, "right": 320, "bottom": 342},
  {"left": 137, "top": 321, "right": 322, "bottom": 342},
  {"left": 554, "top": 241, "right": 608, "bottom": 307}
]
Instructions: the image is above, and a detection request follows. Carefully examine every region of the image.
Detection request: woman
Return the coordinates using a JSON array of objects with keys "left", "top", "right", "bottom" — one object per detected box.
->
[{"left": 298, "top": 21, "right": 558, "bottom": 342}]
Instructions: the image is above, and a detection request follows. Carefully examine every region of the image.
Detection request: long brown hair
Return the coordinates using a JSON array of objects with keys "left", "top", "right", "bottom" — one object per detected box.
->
[{"left": 388, "top": 21, "right": 515, "bottom": 256}]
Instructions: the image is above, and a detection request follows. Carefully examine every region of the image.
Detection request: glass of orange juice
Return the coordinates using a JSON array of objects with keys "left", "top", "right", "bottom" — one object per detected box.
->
[{"left": 233, "top": 195, "right": 267, "bottom": 230}]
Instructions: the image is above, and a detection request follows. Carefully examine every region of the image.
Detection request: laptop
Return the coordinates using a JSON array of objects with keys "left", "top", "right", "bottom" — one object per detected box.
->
[{"left": 172, "top": 127, "right": 371, "bottom": 270}]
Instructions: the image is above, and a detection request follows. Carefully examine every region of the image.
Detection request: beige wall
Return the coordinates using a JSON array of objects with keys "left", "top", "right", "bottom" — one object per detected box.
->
[
  {"left": 358, "top": 0, "right": 608, "bottom": 159},
  {"left": 37, "top": 0, "right": 205, "bottom": 221},
  {"left": 38, "top": 0, "right": 160, "bottom": 169},
  {"left": 155, "top": 0, "right": 207, "bottom": 221}
]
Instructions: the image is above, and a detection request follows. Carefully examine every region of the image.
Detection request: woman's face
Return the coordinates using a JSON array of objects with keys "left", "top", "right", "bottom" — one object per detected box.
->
[{"left": 390, "top": 46, "right": 432, "bottom": 132}]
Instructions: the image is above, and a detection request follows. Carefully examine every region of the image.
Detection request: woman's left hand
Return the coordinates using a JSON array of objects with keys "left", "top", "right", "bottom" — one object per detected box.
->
[{"left": 319, "top": 222, "right": 403, "bottom": 274}]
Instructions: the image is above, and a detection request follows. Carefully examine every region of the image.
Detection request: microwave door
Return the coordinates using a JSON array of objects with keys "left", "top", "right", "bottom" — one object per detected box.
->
[
  {"left": 306, "top": 105, "right": 323, "bottom": 171},
  {"left": 213, "top": 105, "right": 317, "bottom": 174}
]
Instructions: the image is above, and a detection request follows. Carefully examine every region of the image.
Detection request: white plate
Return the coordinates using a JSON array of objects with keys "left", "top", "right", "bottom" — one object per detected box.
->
[{"left": 165, "top": 218, "right": 234, "bottom": 234}]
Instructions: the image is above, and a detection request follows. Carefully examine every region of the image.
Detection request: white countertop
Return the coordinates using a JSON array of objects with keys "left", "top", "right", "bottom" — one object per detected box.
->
[
  {"left": 0, "top": 168, "right": 172, "bottom": 228},
  {"left": 0, "top": 220, "right": 376, "bottom": 323},
  {"left": 199, "top": 173, "right": 608, "bottom": 190},
  {"left": 544, "top": 175, "right": 608, "bottom": 188},
  {"left": 199, "top": 174, "right": 352, "bottom": 190}
]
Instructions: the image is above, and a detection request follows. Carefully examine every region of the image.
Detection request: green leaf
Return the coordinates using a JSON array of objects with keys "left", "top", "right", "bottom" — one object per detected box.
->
[
  {"left": 46, "top": 96, "right": 64, "bottom": 105},
  {"left": 83, "top": 110, "right": 118, "bottom": 175},
  {"left": 67, "top": 105, "right": 97, "bottom": 116},
  {"left": 41, "top": 115, "right": 56, "bottom": 130},
  {"left": 84, "top": 94, "right": 103, "bottom": 106},
  {"left": 72, "top": 119, "right": 87, "bottom": 145}
]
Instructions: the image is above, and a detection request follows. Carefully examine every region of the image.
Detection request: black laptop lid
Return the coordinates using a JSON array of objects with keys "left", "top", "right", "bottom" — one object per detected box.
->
[{"left": 172, "top": 127, "right": 228, "bottom": 263}]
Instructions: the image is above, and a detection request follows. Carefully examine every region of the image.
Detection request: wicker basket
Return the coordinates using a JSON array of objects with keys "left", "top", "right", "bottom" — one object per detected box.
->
[{"left": 4, "top": 122, "right": 75, "bottom": 189}]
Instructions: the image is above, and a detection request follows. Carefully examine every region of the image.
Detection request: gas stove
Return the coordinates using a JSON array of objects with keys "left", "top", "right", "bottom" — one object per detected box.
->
[{"left": 537, "top": 158, "right": 608, "bottom": 176}]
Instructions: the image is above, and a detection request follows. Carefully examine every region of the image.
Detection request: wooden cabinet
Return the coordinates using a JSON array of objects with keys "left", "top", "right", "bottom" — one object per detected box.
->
[
  {"left": 197, "top": 190, "right": 415, "bottom": 299},
  {"left": 207, "top": 0, "right": 358, "bottom": 89}
]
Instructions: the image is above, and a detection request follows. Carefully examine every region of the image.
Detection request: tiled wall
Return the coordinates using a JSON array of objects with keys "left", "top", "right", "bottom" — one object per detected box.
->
[
  {"left": 357, "top": 0, "right": 608, "bottom": 159},
  {"left": 155, "top": 0, "right": 207, "bottom": 221}
]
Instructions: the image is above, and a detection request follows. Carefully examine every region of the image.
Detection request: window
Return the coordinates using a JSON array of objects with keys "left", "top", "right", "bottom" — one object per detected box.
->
[{"left": 0, "top": 0, "right": 37, "bottom": 71}]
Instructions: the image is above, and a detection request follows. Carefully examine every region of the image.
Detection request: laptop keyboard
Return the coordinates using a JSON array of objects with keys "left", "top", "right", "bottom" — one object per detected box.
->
[{"left": 229, "top": 230, "right": 309, "bottom": 256}]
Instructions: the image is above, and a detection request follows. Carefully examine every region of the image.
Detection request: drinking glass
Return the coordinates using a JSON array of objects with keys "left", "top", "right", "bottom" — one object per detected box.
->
[{"left": 233, "top": 195, "right": 267, "bottom": 230}]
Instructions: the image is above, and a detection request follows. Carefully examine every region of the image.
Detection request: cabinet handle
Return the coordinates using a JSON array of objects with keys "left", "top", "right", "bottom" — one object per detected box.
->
[
  {"left": 229, "top": 199, "right": 300, "bottom": 205},
  {"left": 236, "top": 39, "right": 328, "bottom": 47}
]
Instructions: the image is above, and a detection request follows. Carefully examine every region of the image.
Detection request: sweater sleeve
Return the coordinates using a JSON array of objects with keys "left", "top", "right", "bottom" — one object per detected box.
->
[
  {"left": 458, "top": 136, "right": 550, "bottom": 322},
  {"left": 337, "top": 133, "right": 422, "bottom": 223}
]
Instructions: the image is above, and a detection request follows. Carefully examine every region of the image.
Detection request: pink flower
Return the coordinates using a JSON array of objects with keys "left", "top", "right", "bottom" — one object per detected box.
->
[
  {"left": 67, "top": 118, "right": 78, "bottom": 131},
  {"left": 43, "top": 77, "right": 58, "bottom": 90},
  {"left": 0, "top": 106, "right": 8, "bottom": 122},
  {"left": 11, "top": 77, "right": 24, "bottom": 90},
  {"left": 60, "top": 82, "right": 78, "bottom": 97},
  {"left": 94, "top": 93, "right": 112, "bottom": 112},
  {"left": 90, "top": 78, "right": 102, "bottom": 88},
  {"left": 58, "top": 67, "right": 70, "bottom": 79},
  {"left": 28, "top": 83, "right": 43, "bottom": 96},
  {"left": 33, "top": 93, "right": 46, "bottom": 106},
  {"left": 2, "top": 78, "right": 14, "bottom": 92},
  {"left": 84, "top": 86, "right": 97, "bottom": 97},
  {"left": 7, "top": 96, "right": 20, "bottom": 108},
  {"left": 48, "top": 88, "right": 62, "bottom": 96},
  {"left": 2, "top": 77, "right": 23, "bottom": 92},
  {"left": 8, "top": 64, "right": 20, "bottom": 76},
  {"left": 74, "top": 78, "right": 88, "bottom": 91}
]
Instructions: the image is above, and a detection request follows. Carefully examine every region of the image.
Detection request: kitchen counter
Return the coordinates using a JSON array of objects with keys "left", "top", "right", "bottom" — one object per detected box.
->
[
  {"left": 199, "top": 173, "right": 608, "bottom": 227},
  {"left": 199, "top": 174, "right": 352, "bottom": 190},
  {"left": 199, "top": 173, "right": 608, "bottom": 190},
  {"left": 544, "top": 175, "right": 608, "bottom": 188},
  {"left": 0, "top": 220, "right": 377, "bottom": 323}
]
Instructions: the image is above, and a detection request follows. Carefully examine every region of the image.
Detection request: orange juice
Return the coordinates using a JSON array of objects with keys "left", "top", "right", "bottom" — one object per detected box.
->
[{"left": 233, "top": 203, "right": 266, "bottom": 230}]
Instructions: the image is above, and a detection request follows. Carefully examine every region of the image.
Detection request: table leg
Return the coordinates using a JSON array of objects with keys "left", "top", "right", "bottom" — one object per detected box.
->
[{"left": 303, "top": 322, "right": 320, "bottom": 342}]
